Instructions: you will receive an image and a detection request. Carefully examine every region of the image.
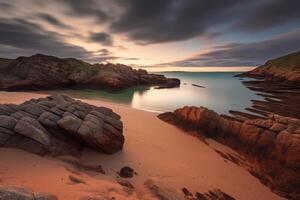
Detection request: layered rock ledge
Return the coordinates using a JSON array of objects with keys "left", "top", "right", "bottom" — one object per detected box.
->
[
  {"left": 234, "top": 51, "right": 300, "bottom": 119},
  {"left": 0, "top": 95, "right": 124, "bottom": 155},
  {"left": 0, "top": 54, "right": 180, "bottom": 91},
  {"left": 158, "top": 106, "right": 300, "bottom": 200}
]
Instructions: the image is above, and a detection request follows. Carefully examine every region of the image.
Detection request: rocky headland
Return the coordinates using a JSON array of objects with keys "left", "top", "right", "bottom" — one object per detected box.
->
[
  {"left": 238, "top": 51, "right": 300, "bottom": 83},
  {"left": 0, "top": 54, "right": 180, "bottom": 91},
  {"left": 158, "top": 51, "right": 300, "bottom": 200},
  {"left": 237, "top": 51, "right": 300, "bottom": 118},
  {"left": 0, "top": 94, "right": 124, "bottom": 156}
]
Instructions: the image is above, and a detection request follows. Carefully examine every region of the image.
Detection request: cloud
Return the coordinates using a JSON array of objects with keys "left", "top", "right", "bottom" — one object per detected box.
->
[
  {"left": 7, "top": 0, "right": 300, "bottom": 46},
  {"left": 0, "top": 0, "right": 300, "bottom": 66},
  {"left": 96, "top": 48, "right": 110, "bottom": 54},
  {"left": 110, "top": 0, "right": 239, "bottom": 44},
  {"left": 37, "top": 13, "right": 73, "bottom": 29},
  {"left": 60, "top": 0, "right": 112, "bottom": 22},
  {"left": 235, "top": 0, "right": 300, "bottom": 32},
  {"left": 121, "top": 57, "right": 139, "bottom": 61},
  {"left": 108, "top": 0, "right": 300, "bottom": 44},
  {"left": 5, "top": 0, "right": 298, "bottom": 46},
  {"left": 0, "top": 18, "right": 112, "bottom": 63},
  {"left": 89, "top": 32, "right": 113, "bottom": 46},
  {"left": 166, "top": 29, "right": 300, "bottom": 67},
  {"left": 0, "top": 2, "right": 14, "bottom": 11}
]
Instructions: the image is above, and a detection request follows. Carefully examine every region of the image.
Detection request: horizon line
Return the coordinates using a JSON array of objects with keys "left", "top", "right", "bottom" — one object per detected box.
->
[{"left": 135, "top": 66, "right": 256, "bottom": 72}]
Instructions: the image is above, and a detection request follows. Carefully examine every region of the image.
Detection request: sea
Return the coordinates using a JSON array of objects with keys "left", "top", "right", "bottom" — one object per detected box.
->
[{"left": 47, "top": 72, "right": 263, "bottom": 114}]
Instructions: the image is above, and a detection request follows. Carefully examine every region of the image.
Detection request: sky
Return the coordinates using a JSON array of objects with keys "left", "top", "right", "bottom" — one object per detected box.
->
[{"left": 0, "top": 0, "right": 300, "bottom": 71}]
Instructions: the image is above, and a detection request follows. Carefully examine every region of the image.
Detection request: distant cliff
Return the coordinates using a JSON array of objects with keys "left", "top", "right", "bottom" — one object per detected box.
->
[
  {"left": 0, "top": 54, "right": 180, "bottom": 91},
  {"left": 238, "top": 51, "right": 300, "bottom": 83}
]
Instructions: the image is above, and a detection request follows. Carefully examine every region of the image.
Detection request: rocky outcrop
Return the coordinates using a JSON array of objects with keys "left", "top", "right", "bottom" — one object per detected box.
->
[
  {"left": 238, "top": 51, "right": 300, "bottom": 83},
  {"left": 158, "top": 106, "right": 300, "bottom": 200},
  {"left": 234, "top": 51, "right": 300, "bottom": 119},
  {"left": 0, "top": 95, "right": 124, "bottom": 155},
  {"left": 0, "top": 186, "right": 57, "bottom": 200},
  {"left": 0, "top": 54, "right": 180, "bottom": 91}
]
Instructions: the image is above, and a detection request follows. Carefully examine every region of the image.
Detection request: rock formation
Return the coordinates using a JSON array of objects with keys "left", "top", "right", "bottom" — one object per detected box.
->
[
  {"left": 0, "top": 186, "right": 57, "bottom": 200},
  {"left": 238, "top": 50, "right": 300, "bottom": 83},
  {"left": 0, "top": 54, "right": 180, "bottom": 91},
  {"left": 158, "top": 106, "right": 300, "bottom": 200},
  {"left": 163, "top": 51, "right": 300, "bottom": 199},
  {"left": 235, "top": 51, "right": 300, "bottom": 119},
  {"left": 0, "top": 95, "right": 124, "bottom": 155}
]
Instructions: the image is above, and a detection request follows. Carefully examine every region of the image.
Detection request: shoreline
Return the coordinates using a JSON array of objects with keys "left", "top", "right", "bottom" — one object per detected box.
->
[
  {"left": 36, "top": 89, "right": 165, "bottom": 114},
  {"left": 0, "top": 91, "right": 285, "bottom": 200}
]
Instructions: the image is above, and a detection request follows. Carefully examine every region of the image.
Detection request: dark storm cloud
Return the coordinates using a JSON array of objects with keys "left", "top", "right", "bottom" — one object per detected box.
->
[
  {"left": 37, "top": 13, "right": 73, "bottom": 29},
  {"left": 110, "top": 0, "right": 239, "bottom": 44},
  {"left": 0, "top": 2, "right": 13, "bottom": 10},
  {"left": 167, "top": 29, "right": 300, "bottom": 67},
  {"left": 55, "top": 0, "right": 300, "bottom": 44},
  {"left": 57, "top": 0, "right": 297, "bottom": 45},
  {"left": 109, "top": 0, "right": 300, "bottom": 44},
  {"left": 89, "top": 32, "right": 113, "bottom": 46},
  {"left": 0, "top": 18, "right": 111, "bottom": 62},
  {"left": 235, "top": 0, "right": 300, "bottom": 32},
  {"left": 61, "top": 0, "right": 110, "bottom": 22},
  {"left": 1, "top": 0, "right": 300, "bottom": 66}
]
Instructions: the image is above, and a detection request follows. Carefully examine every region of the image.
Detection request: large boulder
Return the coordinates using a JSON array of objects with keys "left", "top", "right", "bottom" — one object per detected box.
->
[{"left": 0, "top": 95, "right": 124, "bottom": 155}]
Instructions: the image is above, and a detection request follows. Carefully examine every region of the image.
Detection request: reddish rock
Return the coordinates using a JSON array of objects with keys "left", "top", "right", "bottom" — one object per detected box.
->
[
  {"left": 158, "top": 106, "right": 300, "bottom": 199},
  {"left": 0, "top": 54, "right": 180, "bottom": 91},
  {"left": 237, "top": 51, "right": 300, "bottom": 83},
  {"left": 270, "top": 123, "right": 287, "bottom": 132}
]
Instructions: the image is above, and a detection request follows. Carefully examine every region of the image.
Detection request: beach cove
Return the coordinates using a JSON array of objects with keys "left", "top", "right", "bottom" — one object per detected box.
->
[{"left": 0, "top": 91, "right": 284, "bottom": 200}]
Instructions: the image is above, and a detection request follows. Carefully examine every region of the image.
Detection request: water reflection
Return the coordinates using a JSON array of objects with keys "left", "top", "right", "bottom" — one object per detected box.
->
[
  {"left": 44, "top": 72, "right": 264, "bottom": 114},
  {"left": 47, "top": 86, "right": 149, "bottom": 105},
  {"left": 131, "top": 85, "right": 209, "bottom": 112}
]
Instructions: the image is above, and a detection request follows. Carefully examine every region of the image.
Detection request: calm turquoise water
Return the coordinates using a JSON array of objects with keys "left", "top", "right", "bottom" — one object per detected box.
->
[{"left": 48, "top": 72, "right": 262, "bottom": 114}]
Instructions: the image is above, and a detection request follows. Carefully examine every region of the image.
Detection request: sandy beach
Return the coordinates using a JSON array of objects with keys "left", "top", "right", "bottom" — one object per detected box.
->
[{"left": 0, "top": 91, "right": 285, "bottom": 200}]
